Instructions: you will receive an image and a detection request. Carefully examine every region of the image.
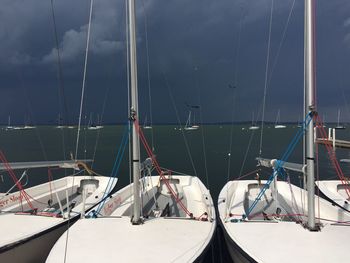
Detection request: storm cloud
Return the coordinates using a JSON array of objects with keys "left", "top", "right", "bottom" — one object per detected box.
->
[{"left": 0, "top": 0, "right": 349, "bottom": 125}]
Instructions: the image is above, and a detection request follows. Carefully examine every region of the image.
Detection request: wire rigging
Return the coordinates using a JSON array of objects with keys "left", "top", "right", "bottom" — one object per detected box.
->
[
  {"left": 74, "top": 0, "right": 94, "bottom": 161},
  {"left": 163, "top": 73, "right": 198, "bottom": 177},
  {"left": 194, "top": 67, "right": 210, "bottom": 187},
  {"left": 226, "top": 5, "right": 244, "bottom": 185},
  {"left": 50, "top": 0, "right": 69, "bottom": 161},
  {"left": 141, "top": 0, "right": 155, "bottom": 152},
  {"left": 259, "top": 0, "right": 274, "bottom": 157}
]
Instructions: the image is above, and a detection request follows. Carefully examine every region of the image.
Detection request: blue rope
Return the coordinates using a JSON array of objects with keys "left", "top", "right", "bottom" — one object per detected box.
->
[
  {"left": 90, "top": 124, "right": 130, "bottom": 217},
  {"left": 244, "top": 112, "right": 313, "bottom": 219}
]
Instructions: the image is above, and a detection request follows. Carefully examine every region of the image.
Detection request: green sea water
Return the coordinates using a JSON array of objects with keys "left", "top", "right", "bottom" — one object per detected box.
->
[
  {"left": 1, "top": 124, "right": 350, "bottom": 201},
  {"left": 1, "top": 124, "right": 350, "bottom": 262}
]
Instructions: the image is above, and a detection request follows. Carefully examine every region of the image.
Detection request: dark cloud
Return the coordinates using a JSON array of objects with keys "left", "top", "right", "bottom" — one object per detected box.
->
[{"left": 0, "top": 0, "right": 349, "bottom": 125}]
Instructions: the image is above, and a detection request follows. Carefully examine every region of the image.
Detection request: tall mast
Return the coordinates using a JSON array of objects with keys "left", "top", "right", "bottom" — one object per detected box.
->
[
  {"left": 337, "top": 109, "right": 340, "bottom": 126},
  {"left": 305, "top": 0, "right": 316, "bottom": 230},
  {"left": 128, "top": 0, "right": 142, "bottom": 225}
]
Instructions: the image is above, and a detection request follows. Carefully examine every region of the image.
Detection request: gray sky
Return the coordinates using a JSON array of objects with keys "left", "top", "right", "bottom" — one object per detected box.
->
[{"left": 0, "top": 0, "right": 350, "bottom": 124}]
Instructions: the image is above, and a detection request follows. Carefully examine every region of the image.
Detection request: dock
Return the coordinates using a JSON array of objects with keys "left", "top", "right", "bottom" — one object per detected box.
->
[{"left": 315, "top": 128, "right": 350, "bottom": 149}]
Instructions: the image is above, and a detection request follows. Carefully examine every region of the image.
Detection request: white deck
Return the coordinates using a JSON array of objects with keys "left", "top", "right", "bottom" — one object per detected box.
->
[
  {"left": 0, "top": 175, "right": 114, "bottom": 249},
  {"left": 0, "top": 214, "right": 62, "bottom": 247},
  {"left": 224, "top": 220, "right": 350, "bottom": 263},
  {"left": 47, "top": 217, "right": 213, "bottom": 263},
  {"left": 219, "top": 180, "right": 350, "bottom": 263},
  {"left": 47, "top": 175, "right": 216, "bottom": 263},
  {"left": 316, "top": 180, "right": 350, "bottom": 211}
]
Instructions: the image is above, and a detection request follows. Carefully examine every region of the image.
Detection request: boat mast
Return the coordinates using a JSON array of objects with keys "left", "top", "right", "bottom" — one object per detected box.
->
[
  {"left": 128, "top": 0, "right": 142, "bottom": 225},
  {"left": 305, "top": 0, "right": 316, "bottom": 230},
  {"left": 337, "top": 109, "right": 340, "bottom": 126}
]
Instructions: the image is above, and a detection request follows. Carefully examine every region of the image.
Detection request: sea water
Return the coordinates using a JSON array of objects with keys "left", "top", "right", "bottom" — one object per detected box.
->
[{"left": 0, "top": 124, "right": 349, "bottom": 262}]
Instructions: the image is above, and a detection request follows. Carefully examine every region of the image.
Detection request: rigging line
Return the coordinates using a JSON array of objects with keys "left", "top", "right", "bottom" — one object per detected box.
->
[
  {"left": 141, "top": 0, "right": 155, "bottom": 152},
  {"left": 238, "top": 130, "right": 255, "bottom": 178},
  {"left": 267, "top": 0, "right": 296, "bottom": 85},
  {"left": 91, "top": 86, "right": 111, "bottom": 169},
  {"left": 227, "top": 7, "right": 244, "bottom": 184},
  {"left": 258, "top": 0, "right": 274, "bottom": 157},
  {"left": 226, "top": 87, "right": 237, "bottom": 183},
  {"left": 65, "top": 1, "right": 94, "bottom": 261},
  {"left": 17, "top": 71, "right": 48, "bottom": 161},
  {"left": 163, "top": 73, "right": 198, "bottom": 177},
  {"left": 194, "top": 67, "right": 209, "bottom": 187},
  {"left": 50, "top": 0, "right": 68, "bottom": 161},
  {"left": 234, "top": 5, "right": 244, "bottom": 87},
  {"left": 74, "top": 0, "right": 94, "bottom": 161}
]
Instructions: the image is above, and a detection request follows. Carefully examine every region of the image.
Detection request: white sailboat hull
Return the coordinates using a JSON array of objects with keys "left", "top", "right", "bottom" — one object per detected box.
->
[
  {"left": 47, "top": 175, "right": 216, "bottom": 263},
  {"left": 0, "top": 215, "right": 77, "bottom": 263},
  {"left": 0, "top": 175, "right": 115, "bottom": 262},
  {"left": 274, "top": 125, "right": 286, "bottom": 129},
  {"left": 218, "top": 180, "right": 350, "bottom": 263},
  {"left": 316, "top": 180, "right": 350, "bottom": 211},
  {"left": 184, "top": 126, "right": 199, "bottom": 130}
]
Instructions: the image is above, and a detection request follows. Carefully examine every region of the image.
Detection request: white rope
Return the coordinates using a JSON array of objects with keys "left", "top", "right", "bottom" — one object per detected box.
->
[
  {"left": 259, "top": 0, "right": 274, "bottom": 156},
  {"left": 74, "top": 0, "right": 94, "bottom": 161}
]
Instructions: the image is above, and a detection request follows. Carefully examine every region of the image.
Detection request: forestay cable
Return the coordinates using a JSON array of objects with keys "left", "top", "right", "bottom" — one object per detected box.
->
[
  {"left": 259, "top": 0, "right": 274, "bottom": 156},
  {"left": 75, "top": 0, "right": 94, "bottom": 160}
]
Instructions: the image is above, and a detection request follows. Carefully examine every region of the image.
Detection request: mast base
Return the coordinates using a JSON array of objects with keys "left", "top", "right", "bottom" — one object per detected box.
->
[
  {"left": 303, "top": 222, "right": 321, "bottom": 232},
  {"left": 131, "top": 216, "right": 144, "bottom": 225}
]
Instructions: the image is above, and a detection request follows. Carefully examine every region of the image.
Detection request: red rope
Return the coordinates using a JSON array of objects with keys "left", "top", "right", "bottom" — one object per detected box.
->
[
  {"left": 314, "top": 115, "right": 350, "bottom": 199},
  {"left": 0, "top": 151, "right": 35, "bottom": 210},
  {"left": 134, "top": 119, "right": 194, "bottom": 218}
]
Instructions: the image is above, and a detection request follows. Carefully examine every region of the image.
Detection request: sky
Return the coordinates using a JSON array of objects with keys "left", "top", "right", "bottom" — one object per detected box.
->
[{"left": 0, "top": 0, "right": 350, "bottom": 125}]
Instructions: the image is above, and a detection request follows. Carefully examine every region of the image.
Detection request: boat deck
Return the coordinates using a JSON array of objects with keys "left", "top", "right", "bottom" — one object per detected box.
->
[
  {"left": 46, "top": 216, "right": 214, "bottom": 263},
  {"left": 0, "top": 214, "right": 63, "bottom": 248},
  {"left": 223, "top": 220, "right": 350, "bottom": 263}
]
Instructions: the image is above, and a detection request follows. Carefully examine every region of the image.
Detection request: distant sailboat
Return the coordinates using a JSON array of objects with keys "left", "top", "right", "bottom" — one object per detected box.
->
[
  {"left": 5, "top": 116, "right": 14, "bottom": 131},
  {"left": 87, "top": 113, "right": 103, "bottom": 130},
  {"left": 55, "top": 114, "right": 64, "bottom": 129},
  {"left": 143, "top": 115, "right": 152, "bottom": 129},
  {"left": 335, "top": 109, "right": 345, "bottom": 129},
  {"left": 184, "top": 110, "right": 199, "bottom": 130},
  {"left": 274, "top": 109, "right": 286, "bottom": 129},
  {"left": 248, "top": 111, "right": 259, "bottom": 130},
  {"left": 13, "top": 115, "right": 36, "bottom": 130},
  {"left": 322, "top": 114, "right": 326, "bottom": 128}
]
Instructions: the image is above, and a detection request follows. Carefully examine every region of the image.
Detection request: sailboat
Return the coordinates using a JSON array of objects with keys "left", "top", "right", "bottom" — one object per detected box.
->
[
  {"left": 218, "top": 1, "right": 350, "bottom": 262},
  {"left": 248, "top": 111, "right": 259, "bottom": 130},
  {"left": 0, "top": 159, "right": 115, "bottom": 262},
  {"left": 13, "top": 116, "right": 36, "bottom": 130},
  {"left": 87, "top": 113, "right": 103, "bottom": 130},
  {"left": 274, "top": 109, "right": 286, "bottom": 129},
  {"left": 46, "top": 1, "right": 215, "bottom": 262},
  {"left": 335, "top": 109, "right": 345, "bottom": 129},
  {"left": 5, "top": 116, "right": 14, "bottom": 131},
  {"left": 55, "top": 114, "right": 64, "bottom": 129},
  {"left": 184, "top": 110, "right": 199, "bottom": 130},
  {"left": 143, "top": 115, "right": 152, "bottom": 129}
]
